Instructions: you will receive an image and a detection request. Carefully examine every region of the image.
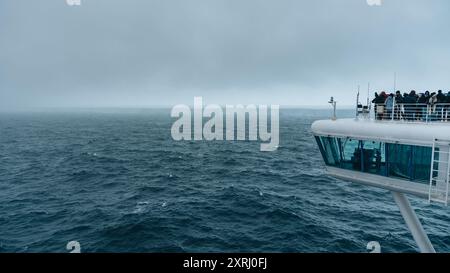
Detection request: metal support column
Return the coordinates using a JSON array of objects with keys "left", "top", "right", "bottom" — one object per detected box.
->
[{"left": 392, "top": 192, "right": 436, "bottom": 253}]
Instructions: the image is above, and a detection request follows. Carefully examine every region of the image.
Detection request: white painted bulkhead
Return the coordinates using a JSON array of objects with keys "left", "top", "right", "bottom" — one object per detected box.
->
[{"left": 311, "top": 118, "right": 450, "bottom": 147}]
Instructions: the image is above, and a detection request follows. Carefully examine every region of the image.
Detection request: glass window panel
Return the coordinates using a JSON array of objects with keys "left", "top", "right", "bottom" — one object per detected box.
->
[
  {"left": 361, "top": 141, "right": 386, "bottom": 175},
  {"left": 317, "top": 136, "right": 340, "bottom": 167},
  {"left": 315, "top": 136, "right": 432, "bottom": 185},
  {"left": 339, "top": 138, "right": 361, "bottom": 171},
  {"left": 412, "top": 146, "right": 432, "bottom": 183},
  {"left": 387, "top": 144, "right": 413, "bottom": 180}
]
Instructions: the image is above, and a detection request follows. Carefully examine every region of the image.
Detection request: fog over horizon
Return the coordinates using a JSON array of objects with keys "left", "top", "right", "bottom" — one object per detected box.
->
[{"left": 1, "top": 0, "right": 450, "bottom": 110}]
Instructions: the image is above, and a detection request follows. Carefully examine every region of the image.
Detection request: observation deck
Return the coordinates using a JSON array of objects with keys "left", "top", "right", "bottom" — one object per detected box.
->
[{"left": 312, "top": 104, "right": 450, "bottom": 205}]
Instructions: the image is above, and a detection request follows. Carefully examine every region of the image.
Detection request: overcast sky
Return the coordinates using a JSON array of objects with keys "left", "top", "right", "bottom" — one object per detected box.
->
[{"left": 1, "top": 0, "right": 450, "bottom": 109}]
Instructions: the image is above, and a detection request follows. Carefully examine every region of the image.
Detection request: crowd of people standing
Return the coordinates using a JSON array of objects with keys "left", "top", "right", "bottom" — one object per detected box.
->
[{"left": 372, "top": 90, "right": 450, "bottom": 121}]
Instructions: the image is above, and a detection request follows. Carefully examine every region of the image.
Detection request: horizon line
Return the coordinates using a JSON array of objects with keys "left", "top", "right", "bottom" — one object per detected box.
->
[{"left": 0, "top": 105, "right": 358, "bottom": 113}]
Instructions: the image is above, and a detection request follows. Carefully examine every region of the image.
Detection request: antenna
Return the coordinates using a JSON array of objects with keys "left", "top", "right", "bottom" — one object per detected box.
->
[
  {"left": 394, "top": 72, "right": 397, "bottom": 92},
  {"left": 357, "top": 85, "right": 360, "bottom": 104}
]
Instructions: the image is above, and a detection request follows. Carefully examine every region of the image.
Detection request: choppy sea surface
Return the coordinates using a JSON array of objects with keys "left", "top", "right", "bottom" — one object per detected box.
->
[{"left": 1, "top": 108, "right": 449, "bottom": 253}]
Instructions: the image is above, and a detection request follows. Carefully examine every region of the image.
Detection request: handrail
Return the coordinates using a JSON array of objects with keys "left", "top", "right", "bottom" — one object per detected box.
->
[{"left": 365, "top": 103, "right": 450, "bottom": 123}]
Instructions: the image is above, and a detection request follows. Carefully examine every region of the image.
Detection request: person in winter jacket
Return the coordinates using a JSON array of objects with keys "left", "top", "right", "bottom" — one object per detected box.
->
[
  {"left": 385, "top": 94, "right": 394, "bottom": 120},
  {"left": 403, "top": 91, "right": 417, "bottom": 120},
  {"left": 372, "top": 92, "right": 386, "bottom": 120}
]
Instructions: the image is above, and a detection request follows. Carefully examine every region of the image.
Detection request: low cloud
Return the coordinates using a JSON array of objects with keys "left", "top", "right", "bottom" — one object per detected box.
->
[{"left": 1, "top": 0, "right": 450, "bottom": 109}]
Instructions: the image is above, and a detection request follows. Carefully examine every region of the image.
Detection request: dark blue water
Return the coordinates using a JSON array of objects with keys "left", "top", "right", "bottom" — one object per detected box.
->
[{"left": 1, "top": 109, "right": 449, "bottom": 253}]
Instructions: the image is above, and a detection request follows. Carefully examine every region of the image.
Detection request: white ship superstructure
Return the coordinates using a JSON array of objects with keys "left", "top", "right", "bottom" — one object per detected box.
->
[{"left": 312, "top": 98, "right": 450, "bottom": 253}]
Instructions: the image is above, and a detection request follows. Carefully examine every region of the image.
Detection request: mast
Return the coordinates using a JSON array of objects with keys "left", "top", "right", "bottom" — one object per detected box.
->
[
  {"left": 394, "top": 72, "right": 397, "bottom": 93},
  {"left": 356, "top": 85, "right": 360, "bottom": 117}
]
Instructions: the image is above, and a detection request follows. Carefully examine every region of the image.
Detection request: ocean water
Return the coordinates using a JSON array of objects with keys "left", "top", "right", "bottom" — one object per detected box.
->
[{"left": 1, "top": 108, "right": 449, "bottom": 253}]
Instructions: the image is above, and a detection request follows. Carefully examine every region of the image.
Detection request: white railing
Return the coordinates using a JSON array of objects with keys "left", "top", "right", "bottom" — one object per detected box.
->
[{"left": 369, "top": 103, "right": 450, "bottom": 123}]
